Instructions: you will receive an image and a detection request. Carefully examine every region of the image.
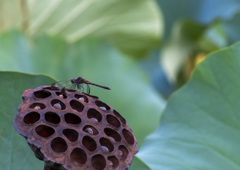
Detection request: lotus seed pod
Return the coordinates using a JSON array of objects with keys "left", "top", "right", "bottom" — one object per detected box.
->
[{"left": 14, "top": 85, "right": 138, "bottom": 170}]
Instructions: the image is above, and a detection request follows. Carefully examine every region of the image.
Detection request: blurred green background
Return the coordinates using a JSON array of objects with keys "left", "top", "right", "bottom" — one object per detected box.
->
[{"left": 1, "top": 0, "right": 240, "bottom": 169}]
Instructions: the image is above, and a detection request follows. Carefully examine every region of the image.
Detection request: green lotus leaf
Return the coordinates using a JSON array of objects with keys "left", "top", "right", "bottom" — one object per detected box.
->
[{"left": 137, "top": 42, "right": 240, "bottom": 169}]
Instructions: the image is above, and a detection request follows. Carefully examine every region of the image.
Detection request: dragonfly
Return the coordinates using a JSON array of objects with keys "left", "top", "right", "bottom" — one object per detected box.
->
[{"left": 51, "top": 77, "right": 111, "bottom": 94}]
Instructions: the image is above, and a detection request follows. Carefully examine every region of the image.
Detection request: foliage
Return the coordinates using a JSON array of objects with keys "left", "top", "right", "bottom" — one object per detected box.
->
[
  {"left": 137, "top": 43, "right": 240, "bottom": 169},
  {"left": 0, "top": 72, "right": 52, "bottom": 169},
  {"left": 0, "top": 0, "right": 163, "bottom": 57}
]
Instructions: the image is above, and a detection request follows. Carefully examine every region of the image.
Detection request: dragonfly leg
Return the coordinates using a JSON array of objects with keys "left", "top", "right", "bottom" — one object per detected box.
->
[
  {"left": 86, "top": 85, "right": 90, "bottom": 94},
  {"left": 79, "top": 85, "right": 84, "bottom": 93},
  {"left": 69, "top": 84, "right": 76, "bottom": 90}
]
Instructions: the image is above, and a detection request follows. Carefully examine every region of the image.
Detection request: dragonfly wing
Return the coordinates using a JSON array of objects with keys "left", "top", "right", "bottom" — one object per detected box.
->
[
  {"left": 55, "top": 80, "right": 73, "bottom": 89},
  {"left": 77, "top": 84, "right": 84, "bottom": 92},
  {"left": 70, "top": 84, "right": 77, "bottom": 90},
  {"left": 54, "top": 79, "right": 94, "bottom": 94}
]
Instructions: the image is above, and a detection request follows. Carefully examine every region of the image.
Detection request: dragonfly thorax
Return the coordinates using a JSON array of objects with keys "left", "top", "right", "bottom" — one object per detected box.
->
[{"left": 71, "top": 77, "right": 86, "bottom": 85}]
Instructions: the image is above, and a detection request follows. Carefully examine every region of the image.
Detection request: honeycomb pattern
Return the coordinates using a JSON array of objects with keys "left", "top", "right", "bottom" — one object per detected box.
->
[{"left": 14, "top": 86, "right": 138, "bottom": 170}]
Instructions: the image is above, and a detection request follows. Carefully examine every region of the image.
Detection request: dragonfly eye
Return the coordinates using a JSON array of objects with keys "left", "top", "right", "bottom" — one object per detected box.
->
[{"left": 71, "top": 79, "right": 75, "bottom": 84}]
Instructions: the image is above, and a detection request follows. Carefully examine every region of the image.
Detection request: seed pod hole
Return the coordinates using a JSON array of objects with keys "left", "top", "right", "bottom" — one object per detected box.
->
[
  {"left": 99, "top": 107, "right": 106, "bottom": 111},
  {"left": 95, "top": 100, "right": 110, "bottom": 111},
  {"left": 24, "top": 112, "right": 40, "bottom": 125},
  {"left": 22, "top": 96, "right": 26, "bottom": 101},
  {"left": 122, "top": 129, "right": 134, "bottom": 145},
  {"left": 45, "top": 112, "right": 60, "bottom": 124},
  {"left": 109, "top": 137, "right": 116, "bottom": 143},
  {"left": 91, "top": 154, "right": 106, "bottom": 170},
  {"left": 34, "top": 90, "right": 51, "bottom": 98},
  {"left": 70, "top": 100, "right": 84, "bottom": 112},
  {"left": 29, "top": 103, "right": 46, "bottom": 110},
  {"left": 83, "top": 125, "right": 98, "bottom": 135},
  {"left": 75, "top": 94, "right": 88, "bottom": 103},
  {"left": 53, "top": 103, "right": 61, "bottom": 110},
  {"left": 109, "top": 161, "right": 113, "bottom": 166},
  {"left": 66, "top": 89, "right": 76, "bottom": 92},
  {"left": 70, "top": 148, "right": 87, "bottom": 165},
  {"left": 101, "top": 146, "right": 109, "bottom": 153},
  {"left": 56, "top": 92, "right": 67, "bottom": 99},
  {"left": 106, "top": 115, "right": 120, "bottom": 128},
  {"left": 100, "top": 137, "right": 114, "bottom": 152},
  {"left": 51, "top": 99, "right": 66, "bottom": 110},
  {"left": 108, "top": 156, "right": 119, "bottom": 168},
  {"left": 118, "top": 150, "right": 123, "bottom": 157},
  {"left": 118, "top": 145, "right": 129, "bottom": 160},
  {"left": 113, "top": 110, "right": 126, "bottom": 124},
  {"left": 104, "top": 128, "right": 121, "bottom": 142},
  {"left": 34, "top": 106, "right": 41, "bottom": 110},
  {"left": 35, "top": 125, "right": 55, "bottom": 138},
  {"left": 64, "top": 113, "right": 81, "bottom": 125},
  {"left": 90, "top": 118, "right": 98, "bottom": 123},
  {"left": 85, "top": 94, "right": 98, "bottom": 99},
  {"left": 63, "top": 129, "right": 79, "bottom": 142},
  {"left": 51, "top": 137, "right": 68, "bottom": 153},
  {"left": 82, "top": 136, "right": 97, "bottom": 152},
  {"left": 84, "top": 128, "right": 93, "bottom": 135},
  {"left": 87, "top": 109, "right": 102, "bottom": 123}
]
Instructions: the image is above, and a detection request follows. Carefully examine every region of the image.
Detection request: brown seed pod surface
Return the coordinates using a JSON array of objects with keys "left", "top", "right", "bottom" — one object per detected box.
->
[{"left": 14, "top": 85, "right": 138, "bottom": 170}]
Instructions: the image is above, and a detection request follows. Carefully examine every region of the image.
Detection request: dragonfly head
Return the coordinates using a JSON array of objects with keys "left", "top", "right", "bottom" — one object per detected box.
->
[{"left": 70, "top": 78, "right": 76, "bottom": 84}]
